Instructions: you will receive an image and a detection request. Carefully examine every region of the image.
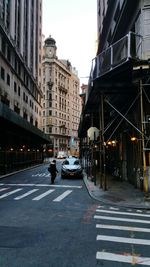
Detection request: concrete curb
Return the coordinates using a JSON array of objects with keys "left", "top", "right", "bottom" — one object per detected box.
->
[{"left": 83, "top": 173, "right": 150, "bottom": 210}]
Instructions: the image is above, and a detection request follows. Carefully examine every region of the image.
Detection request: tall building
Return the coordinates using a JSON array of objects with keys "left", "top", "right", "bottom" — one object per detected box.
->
[
  {"left": 79, "top": 0, "right": 150, "bottom": 192},
  {"left": 0, "top": 0, "right": 50, "bottom": 174},
  {"left": 42, "top": 36, "right": 81, "bottom": 157}
]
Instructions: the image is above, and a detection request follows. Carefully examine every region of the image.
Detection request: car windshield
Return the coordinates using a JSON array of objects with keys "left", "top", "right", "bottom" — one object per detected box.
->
[
  {"left": 63, "top": 160, "right": 69, "bottom": 165},
  {"left": 74, "top": 160, "right": 80, "bottom": 165},
  {"left": 63, "top": 158, "right": 80, "bottom": 165}
]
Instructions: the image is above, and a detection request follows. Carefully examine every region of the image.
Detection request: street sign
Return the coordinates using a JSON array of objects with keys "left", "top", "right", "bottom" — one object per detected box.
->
[{"left": 87, "top": 127, "right": 99, "bottom": 141}]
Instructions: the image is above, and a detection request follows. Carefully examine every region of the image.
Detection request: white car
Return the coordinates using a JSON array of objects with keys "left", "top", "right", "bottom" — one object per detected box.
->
[
  {"left": 57, "top": 151, "right": 67, "bottom": 159},
  {"left": 61, "top": 157, "right": 83, "bottom": 179}
]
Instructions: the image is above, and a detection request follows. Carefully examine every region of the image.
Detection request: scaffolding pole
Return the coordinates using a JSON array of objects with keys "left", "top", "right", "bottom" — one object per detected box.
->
[
  {"left": 99, "top": 100, "right": 103, "bottom": 188},
  {"left": 140, "top": 79, "right": 148, "bottom": 193},
  {"left": 101, "top": 94, "right": 107, "bottom": 190}
]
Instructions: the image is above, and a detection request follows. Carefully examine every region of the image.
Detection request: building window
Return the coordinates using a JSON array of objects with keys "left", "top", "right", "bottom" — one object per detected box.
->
[
  {"left": 14, "top": 105, "right": 20, "bottom": 114},
  {"left": 26, "top": 95, "right": 28, "bottom": 103},
  {"left": 14, "top": 58, "right": 18, "bottom": 72},
  {"left": 14, "top": 81, "right": 17, "bottom": 92},
  {"left": 1, "top": 67, "right": 5, "bottom": 80},
  {"left": 7, "top": 47, "right": 11, "bottom": 62},
  {"left": 7, "top": 73, "right": 10, "bottom": 85},
  {"left": 30, "top": 116, "right": 33, "bottom": 124},
  {"left": 23, "top": 111, "right": 28, "bottom": 120},
  {"left": 18, "top": 86, "right": 20, "bottom": 96}
]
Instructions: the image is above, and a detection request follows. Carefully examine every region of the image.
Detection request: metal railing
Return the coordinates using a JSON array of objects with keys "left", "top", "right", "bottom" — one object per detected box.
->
[{"left": 90, "top": 32, "right": 143, "bottom": 81}]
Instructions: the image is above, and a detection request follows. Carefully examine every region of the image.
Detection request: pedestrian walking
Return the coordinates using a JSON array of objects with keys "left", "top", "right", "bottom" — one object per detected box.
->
[{"left": 48, "top": 159, "right": 58, "bottom": 184}]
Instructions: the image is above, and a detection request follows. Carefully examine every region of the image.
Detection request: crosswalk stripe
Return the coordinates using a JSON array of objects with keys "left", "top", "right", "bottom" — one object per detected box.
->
[
  {"left": 96, "top": 224, "right": 150, "bottom": 232},
  {"left": 14, "top": 189, "right": 39, "bottom": 200},
  {"left": 32, "top": 189, "right": 55, "bottom": 200},
  {"left": 94, "top": 215, "right": 150, "bottom": 224},
  {"left": 0, "top": 187, "right": 74, "bottom": 201},
  {"left": 0, "top": 188, "right": 22, "bottom": 199},
  {"left": 96, "top": 252, "right": 150, "bottom": 265},
  {"left": 109, "top": 207, "right": 119, "bottom": 210},
  {"left": 0, "top": 188, "right": 9, "bottom": 192},
  {"left": 96, "top": 209, "right": 150, "bottom": 217},
  {"left": 97, "top": 235, "right": 150, "bottom": 245},
  {"left": 1, "top": 183, "right": 82, "bottom": 189},
  {"left": 53, "top": 190, "right": 72, "bottom": 202}
]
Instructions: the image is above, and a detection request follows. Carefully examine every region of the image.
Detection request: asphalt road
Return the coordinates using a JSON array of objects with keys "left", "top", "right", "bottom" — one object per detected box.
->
[
  {"left": 0, "top": 162, "right": 99, "bottom": 267},
  {"left": 0, "top": 161, "right": 150, "bottom": 266}
]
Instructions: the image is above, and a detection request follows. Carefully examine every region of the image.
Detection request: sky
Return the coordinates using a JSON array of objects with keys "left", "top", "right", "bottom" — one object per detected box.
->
[{"left": 42, "top": 0, "right": 97, "bottom": 85}]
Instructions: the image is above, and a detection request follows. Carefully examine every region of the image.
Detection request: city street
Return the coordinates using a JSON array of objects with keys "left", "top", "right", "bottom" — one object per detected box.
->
[
  {"left": 0, "top": 162, "right": 150, "bottom": 266},
  {"left": 1, "top": 1, "right": 150, "bottom": 266},
  {"left": 0, "top": 162, "right": 99, "bottom": 267}
]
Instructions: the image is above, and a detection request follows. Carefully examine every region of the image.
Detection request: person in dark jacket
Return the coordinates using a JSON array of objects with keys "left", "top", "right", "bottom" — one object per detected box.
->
[{"left": 48, "top": 159, "right": 58, "bottom": 184}]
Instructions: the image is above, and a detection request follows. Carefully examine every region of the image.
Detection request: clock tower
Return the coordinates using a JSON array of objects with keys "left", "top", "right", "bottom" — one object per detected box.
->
[{"left": 44, "top": 35, "right": 57, "bottom": 59}]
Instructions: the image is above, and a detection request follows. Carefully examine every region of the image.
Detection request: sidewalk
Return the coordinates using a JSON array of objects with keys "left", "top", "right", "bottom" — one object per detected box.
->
[{"left": 83, "top": 171, "right": 150, "bottom": 209}]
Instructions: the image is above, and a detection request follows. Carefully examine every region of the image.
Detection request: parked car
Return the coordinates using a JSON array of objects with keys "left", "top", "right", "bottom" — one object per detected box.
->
[
  {"left": 61, "top": 157, "right": 83, "bottom": 179},
  {"left": 57, "top": 151, "right": 67, "bottom": 159}
]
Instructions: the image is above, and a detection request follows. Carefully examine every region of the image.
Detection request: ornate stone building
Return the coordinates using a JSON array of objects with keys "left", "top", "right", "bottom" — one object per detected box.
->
[{"left": 42, "top": 36, "right": 81, "bottom": 157}]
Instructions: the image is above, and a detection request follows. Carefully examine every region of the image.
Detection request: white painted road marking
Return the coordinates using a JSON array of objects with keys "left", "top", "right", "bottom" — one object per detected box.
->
[
  {"left": 0, "top": 188, "right": 22, "bottom": 199},
  {"left": 0, "top": 183, "right": 82, "bottom": 189},
  {"left": 94, "top": 215, "right": 150, "bottom": 224},
  {"left": 53, "top": 190, "right": 72, "bottom": 202},
  {"left": 14, "top": 189, "right": 39, "bottom": 200},
  {"left": 95, "top": 208, "right": 150, "bottom": 265},
  {"left": 0, "top": 188, "right": 9, "bottom": 192},
  {"left": 96, "top": 209, "right": 150, "bottom": 217},
  {"left": 97, "top": 235, "right": 150, "bottom": 245},
  {"left": 96, "top": 252, "right": 150, "bottom": 265},
  {"left": 96, "top": 224, "right": 150, "bottom": 233},
  {"left": 109, "top": 207, "right": 119, "bottom": 210},
  {"left": 32, "top": 189, "right": 55, "bottom": 200},
  {"left": 32, "top": 173, "right": 49, "bottom": 177}
]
